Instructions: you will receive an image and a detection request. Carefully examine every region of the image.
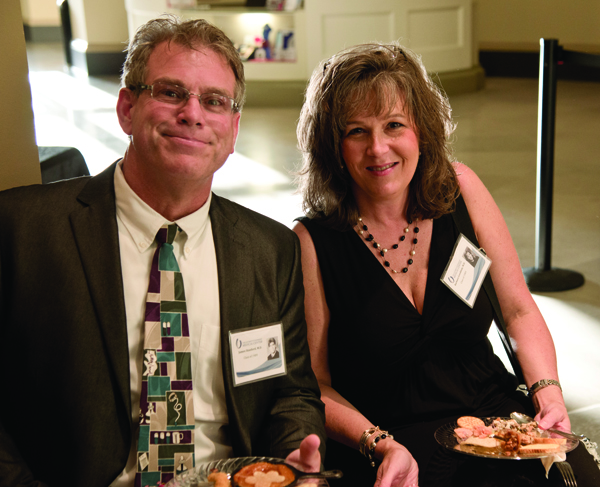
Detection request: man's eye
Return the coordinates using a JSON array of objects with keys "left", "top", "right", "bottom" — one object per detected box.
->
[
  {"left": 162, "top": 89, "right": 183, "bottom": 99},
  {"left": 203, "top": 95, "right": 225, "bottom": 107},
  {"left": 157, "top": 86, "right": 186, "bottom": 100}
]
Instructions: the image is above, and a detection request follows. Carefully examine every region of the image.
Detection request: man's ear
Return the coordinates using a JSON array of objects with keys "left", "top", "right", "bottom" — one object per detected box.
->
[{"left": 116, "top": 87, "right": 135, "bottom": 136}]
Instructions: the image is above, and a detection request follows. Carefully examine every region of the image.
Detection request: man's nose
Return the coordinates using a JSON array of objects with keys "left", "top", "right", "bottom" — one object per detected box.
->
[{"left": 177, "top": 96, "right": 207, "bottom": 125}]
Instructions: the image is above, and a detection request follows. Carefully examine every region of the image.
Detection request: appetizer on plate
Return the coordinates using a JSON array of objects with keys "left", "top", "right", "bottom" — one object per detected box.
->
[
  {"left": 454, "top": 416, "right": 566, "bottom": 457},
  {"left": 233, "top": 461, "right": 295, "bottom": 487}
]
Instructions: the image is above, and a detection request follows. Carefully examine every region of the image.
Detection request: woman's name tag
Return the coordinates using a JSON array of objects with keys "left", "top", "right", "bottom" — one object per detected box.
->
[
  {"left": 229, "top": 322, "right": 286, "bottom": 386},
  {"left": 441, "top": 234, "right": 491, "bottom": 308}
]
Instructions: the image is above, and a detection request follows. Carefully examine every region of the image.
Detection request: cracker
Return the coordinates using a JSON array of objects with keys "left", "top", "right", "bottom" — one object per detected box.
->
[
  {"left": 457, "top": 416, "right": 485, "bottom": 429},
  {"left": 519, "top": 443, "right": 560, "bottom": 453},
  {"left": 534, "top": 437, "right": 567, "bottom": 445}
]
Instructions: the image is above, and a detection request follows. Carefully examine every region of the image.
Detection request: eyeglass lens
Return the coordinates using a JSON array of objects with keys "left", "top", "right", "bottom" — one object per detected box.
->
[{"left": 151, "top": 82, "right": 234, "bottom": 114}]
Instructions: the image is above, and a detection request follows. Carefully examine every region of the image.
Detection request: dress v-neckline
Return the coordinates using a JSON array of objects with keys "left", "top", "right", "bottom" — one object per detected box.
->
[{"left": 350, "top": 216, "right": 442, "bottom": 318}]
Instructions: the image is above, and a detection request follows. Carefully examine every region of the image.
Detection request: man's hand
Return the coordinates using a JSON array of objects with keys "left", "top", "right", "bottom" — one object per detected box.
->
[{"left": 284, "top": 434, "right": 321, "bottom": 473}]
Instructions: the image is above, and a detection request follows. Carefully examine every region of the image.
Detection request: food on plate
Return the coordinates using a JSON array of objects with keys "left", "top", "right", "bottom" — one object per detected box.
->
[
  {"left": 534, "top": 437, "right": 567, "bottom": 445},
  {"left": 208, "top": 470, "right": 231, "bottom": 487},
  {"left": 461, "top": 437, "right": 501, "bottom": 449},
  {"left": 471, "top": 423, "right": 494, "bottom": 438},
  {"left": 456, "top": 416, "right": 485, "bottom": 429},
  {"left": 499, "top": 429, "right": 520, "bottom": 452},
  {"left": 454, "top": 427, "right": 474, "bottom": 441},
  {"left": 233, "top": 462, "right": 295, "bottom": 487},
  {"left": 519, "top": 443, "right": 561, "bottom": 454},
  {"left": 453, "top": 416, "right": 567, "bottom": 457}
]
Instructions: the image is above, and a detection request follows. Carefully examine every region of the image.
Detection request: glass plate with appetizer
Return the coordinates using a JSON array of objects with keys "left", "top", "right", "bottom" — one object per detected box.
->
[
  {"left": 434, "top": 415, "right": 579, "bottom": 460},
  {"left": 166, "top": 456, "right": 341, "bottom": 487}
]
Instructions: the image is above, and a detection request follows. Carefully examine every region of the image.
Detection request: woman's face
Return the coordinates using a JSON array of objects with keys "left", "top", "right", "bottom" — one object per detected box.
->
[{"left": 341, "top": 96, "right": 420, "bottom": 205}]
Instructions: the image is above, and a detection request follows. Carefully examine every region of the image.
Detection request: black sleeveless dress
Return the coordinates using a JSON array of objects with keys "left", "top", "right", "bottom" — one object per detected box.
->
[{"left": 298, "top": 210, "right": 598, "bottom": 486}]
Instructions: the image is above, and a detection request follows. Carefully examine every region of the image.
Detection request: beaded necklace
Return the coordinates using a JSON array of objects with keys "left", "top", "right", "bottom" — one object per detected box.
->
[{"left": 357, "top": 216, "right": 420, "bottom": 274}]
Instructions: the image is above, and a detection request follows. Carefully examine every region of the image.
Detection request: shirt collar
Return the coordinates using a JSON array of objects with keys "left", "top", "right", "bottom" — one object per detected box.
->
[{"left": 114, "top": 160, "right": 212, "bottom": 254}]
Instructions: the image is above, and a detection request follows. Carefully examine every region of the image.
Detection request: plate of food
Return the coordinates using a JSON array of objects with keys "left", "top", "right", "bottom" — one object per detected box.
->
[
  {"left": 166, "top": 456, "right": 339, "bottom": 487},
  {"left": 434, "top": 416, "right": 578, "bottom": 460}
]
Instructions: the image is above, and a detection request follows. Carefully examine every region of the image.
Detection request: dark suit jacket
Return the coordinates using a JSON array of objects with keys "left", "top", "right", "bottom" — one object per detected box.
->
[{"left": 0, "top": 163, "right": 325, "bottom": 487}]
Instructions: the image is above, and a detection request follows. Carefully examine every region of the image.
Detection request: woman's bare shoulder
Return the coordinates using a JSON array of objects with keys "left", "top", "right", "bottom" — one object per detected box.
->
[
  {"left": 452, "top": 162, "right": 482, "bottom": 192},
  {"left": 292, "top": 219, "right": 312, "bottom": 243}
]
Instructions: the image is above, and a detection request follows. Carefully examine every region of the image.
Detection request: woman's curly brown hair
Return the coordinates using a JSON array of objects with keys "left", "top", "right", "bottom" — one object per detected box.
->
[{"left": 296, "top": 42, "right": 459, "bottom": 230}]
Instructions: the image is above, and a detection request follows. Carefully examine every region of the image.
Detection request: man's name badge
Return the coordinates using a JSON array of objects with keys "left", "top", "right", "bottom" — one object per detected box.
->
[
  {"left": 441, "top": 234, "right": 491, "bottom": 308},
  {"left": 229, "top": 322, "right": 286, "bottom": 386}
]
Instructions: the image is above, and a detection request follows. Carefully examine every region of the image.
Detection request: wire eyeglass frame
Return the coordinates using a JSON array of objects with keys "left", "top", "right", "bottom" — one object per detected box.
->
[{"left": 135, "top": 82, "right": 239, "bottom": 114}]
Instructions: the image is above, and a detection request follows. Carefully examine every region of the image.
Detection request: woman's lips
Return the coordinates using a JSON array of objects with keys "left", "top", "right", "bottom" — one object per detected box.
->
[{"left": 367, "top": 162, "right": 398, "bottom": 172}]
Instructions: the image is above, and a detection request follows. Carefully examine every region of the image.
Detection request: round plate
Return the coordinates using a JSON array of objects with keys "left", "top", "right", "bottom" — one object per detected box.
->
[
  {"left": 434, "top": 417, "right": 579, "bottom": 460},
  {"left": 166, "top": 457, "right": 285, "bottom": 486}
]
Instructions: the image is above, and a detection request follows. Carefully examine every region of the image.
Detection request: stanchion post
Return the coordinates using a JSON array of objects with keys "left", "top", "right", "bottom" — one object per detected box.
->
[
  {"left": 536, "top": 38, "right": 558, "bottom": 271},
  {"left": 522, "top": 38, "right": 584, "bottom": 292}
]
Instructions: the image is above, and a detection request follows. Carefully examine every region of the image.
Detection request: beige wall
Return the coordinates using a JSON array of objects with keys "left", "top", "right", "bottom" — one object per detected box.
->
[
  {"left": 475, "top": 0, "right": 600, "bottom": 52},
  {"left": 1, "top": 0, "right": 41, "bottom": 191},
  {"left": 69, "top": 0, "right": 129, "bottom": 50},
  {"left": 20, "top": 0, "right": 60, "bottom": 27},
  {"left": 18, "top": 0, "right": 600, "bottom": 53}
]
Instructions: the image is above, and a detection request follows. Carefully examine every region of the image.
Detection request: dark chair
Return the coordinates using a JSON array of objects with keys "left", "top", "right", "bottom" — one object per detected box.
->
[{"left": 38, "top": 146, "right": 89, "bottom": 184}]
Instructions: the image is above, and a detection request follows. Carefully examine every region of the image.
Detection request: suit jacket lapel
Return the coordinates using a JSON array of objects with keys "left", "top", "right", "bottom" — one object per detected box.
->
[
  {"left": 210, "top": 194, "right": 256, "bottom": 454},
  {"left": 70, "top": 162, "right": 131, "bottom": 419},
  {"left": 210, "top": 195, "right": 255, "bottom": 330}
]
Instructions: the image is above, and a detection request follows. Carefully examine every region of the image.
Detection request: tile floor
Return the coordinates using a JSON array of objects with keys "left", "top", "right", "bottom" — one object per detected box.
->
[{"left": 26, "top": 42, "right": 600, "bottom": 446}]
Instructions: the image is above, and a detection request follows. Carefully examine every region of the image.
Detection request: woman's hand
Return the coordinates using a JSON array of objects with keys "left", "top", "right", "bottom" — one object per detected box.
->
[
  {"left": 373, "top": 439, "right": 419, "bottom": 487},
  {"left": 533, "top": 387, "right": 571, "bottom": 433}
]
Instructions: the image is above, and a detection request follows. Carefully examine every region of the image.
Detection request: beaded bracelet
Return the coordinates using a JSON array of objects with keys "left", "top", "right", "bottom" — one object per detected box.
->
[
  {"left": 359, "top": 426, "right": 394, "bottom": 467},
  {"left": 528, "top": 379, "right": 562, "bottom": 397},
  {"left": 359, "top": 427, "right": 380, "bottom": 457},
  {"left": 366, "top": 431, "right": 394, "bottom": 467}
]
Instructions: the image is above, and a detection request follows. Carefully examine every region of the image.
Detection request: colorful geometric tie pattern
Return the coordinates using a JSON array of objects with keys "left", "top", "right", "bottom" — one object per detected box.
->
[{"left": 136, "top": 224, "right": 195, "bottom": 487}]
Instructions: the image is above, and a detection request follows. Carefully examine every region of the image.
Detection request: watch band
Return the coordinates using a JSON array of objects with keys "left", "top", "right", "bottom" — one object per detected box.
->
[{"left": 528, "top": 379, "right": 562, "bottom": 397}]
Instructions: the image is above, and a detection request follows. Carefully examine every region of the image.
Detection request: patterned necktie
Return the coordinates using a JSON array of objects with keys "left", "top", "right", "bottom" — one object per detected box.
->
[{"left": 136, "top": 224, "right": 195, "bottom": 487}]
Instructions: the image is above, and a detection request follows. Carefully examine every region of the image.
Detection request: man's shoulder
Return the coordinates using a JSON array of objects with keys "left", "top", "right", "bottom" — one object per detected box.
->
[
  {"left": 0, "top": 176, "right": 91, "bottom": 215},
  {"left": 0, "top": 176, "right": 91, "bottom": 196},
  {"left": 210, "top": 194, "right": 297, "bottom": 242},
  {"left": 0, "top": 163, "right": 117, "bottom": 220}
]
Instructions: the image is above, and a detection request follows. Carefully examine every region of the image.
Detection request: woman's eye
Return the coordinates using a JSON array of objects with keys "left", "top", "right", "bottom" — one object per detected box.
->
[
  {"left": 346, "top": 127, "right": 365, "bottom": 136},
  {"left": 388, "top": 122, "right": 404, "bottom": 129}
]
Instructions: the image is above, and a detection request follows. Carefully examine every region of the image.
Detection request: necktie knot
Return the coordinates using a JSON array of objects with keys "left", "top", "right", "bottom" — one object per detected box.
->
[{"left": 156, "top": 224, "right": 179, "bottom": 246}]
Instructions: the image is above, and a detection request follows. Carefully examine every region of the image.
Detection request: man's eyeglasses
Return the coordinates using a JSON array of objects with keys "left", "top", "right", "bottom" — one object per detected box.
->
[{"left": 135, "top": 82, "right": 239, "bottom": 114}]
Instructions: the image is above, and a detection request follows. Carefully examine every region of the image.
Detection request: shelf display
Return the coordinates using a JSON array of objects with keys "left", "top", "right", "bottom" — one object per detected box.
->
[{"left": 124, "top": 0, "right": 474, "bottom": 83}]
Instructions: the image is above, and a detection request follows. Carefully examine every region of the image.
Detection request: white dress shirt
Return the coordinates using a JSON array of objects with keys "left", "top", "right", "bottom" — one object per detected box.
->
[{"left": 110, "top": 162, "right": 232, "bottom": 486}]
